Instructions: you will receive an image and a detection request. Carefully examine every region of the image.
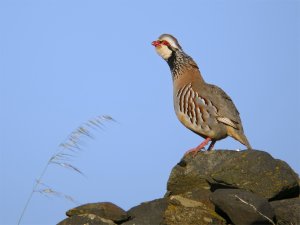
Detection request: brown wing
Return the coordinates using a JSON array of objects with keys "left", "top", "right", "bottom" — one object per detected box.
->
[{"left": 204, "top": 84, "right": 242, "bottom": 129}]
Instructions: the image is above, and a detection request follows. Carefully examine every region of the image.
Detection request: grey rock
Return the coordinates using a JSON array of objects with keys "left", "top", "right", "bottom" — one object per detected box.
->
[
  {"left": 163, "top": 195, "right": 226, "bottom": 225},
  {"left": 167, "top": 150, "right": 232, "bottom": 195},
  {"left": 123, "top": 198, "right": 168, "bottom": 225},
  {"left": 166, "top": 188, "right": 214, "bottom": 209},
  {"left": 57, "top": 149, "right": 299, "bottom": 225},
  {"left": 270, "top": 198, "right": 300, "bottom": 225},
  {"left": 168, "top": 150, "right": 299, "bottom": 200},
  {"left": 57, "top": 214, "right": 116, "bottom": 225},
  {"left": 66, "top": 202, "right": 129, "bottom": 223},
  {"left": 211, "top": 189, "right": 275, "bottom": 225}
]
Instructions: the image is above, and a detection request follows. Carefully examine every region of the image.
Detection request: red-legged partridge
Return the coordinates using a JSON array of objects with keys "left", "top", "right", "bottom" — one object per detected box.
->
[{"left": 152, "top": 34, "right": 252, "bottom": 155}]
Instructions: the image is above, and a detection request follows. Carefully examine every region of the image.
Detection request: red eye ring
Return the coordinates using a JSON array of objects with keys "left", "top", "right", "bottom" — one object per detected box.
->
[{"left": 161, "top": 40, "right": 170, "bottom": 46}]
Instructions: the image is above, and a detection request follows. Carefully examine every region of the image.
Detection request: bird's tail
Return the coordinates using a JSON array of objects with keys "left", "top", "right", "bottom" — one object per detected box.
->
[
  {"left": 226, "top": 126, "right": 252, "bottom": 150},
  {"left": 240, "top": 134, "right": 252, "bottom": 150}
]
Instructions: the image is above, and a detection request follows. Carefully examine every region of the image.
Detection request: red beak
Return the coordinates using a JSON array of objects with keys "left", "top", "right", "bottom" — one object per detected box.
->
[{"left": 152, "top": 40, "right": 161, "bottom": 47}]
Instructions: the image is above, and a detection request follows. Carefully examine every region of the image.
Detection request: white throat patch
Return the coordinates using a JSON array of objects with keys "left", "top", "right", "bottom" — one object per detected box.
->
[{"left": 155, "top": 45, "right": 172, "bottom": 60}]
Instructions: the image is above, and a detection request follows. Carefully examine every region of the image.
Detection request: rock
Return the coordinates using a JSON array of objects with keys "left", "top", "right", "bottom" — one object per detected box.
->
[
  {"left": 57, "top": 214, "right": 116, "bottom": 225},
  {"left": 166, "top": 188, "right": 215, "bottom": 209},
  {"left": 66, "top": 202, "right": 129, "bottom": 223},
  {"left": 163, "top": 195, "right": 226, "bottom": 225},
  {"left": 123, "top": 198, "right": 168, "bottom": 225},
  {"left": 211, "top": 189, "right": 275, "bottom": 225},
  {"left": 211, "top": 151, "right": 299, "bottom": 200},
  {"left": 167, "top": 150, "right": 229, "bottom": 195},
  {"left": 168, "top": 150, "right": 299, "bottom": 200},
  {"left": 270, "top": 198, "right": 300, "bottom": 225},
  {"left": 57, "top": 149, "right": 300, "bottom": 225}
]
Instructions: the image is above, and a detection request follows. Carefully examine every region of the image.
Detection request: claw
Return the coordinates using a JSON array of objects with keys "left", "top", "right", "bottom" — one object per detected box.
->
[{"left": 184, "top": 137, "right": 213, "bottom": 157}]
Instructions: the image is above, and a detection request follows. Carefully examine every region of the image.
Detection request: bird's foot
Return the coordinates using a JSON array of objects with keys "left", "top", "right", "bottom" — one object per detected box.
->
[
  {"left": 184, "top": 147, "right": 205, "bottom": 157},
  {"left": 184, "top": 137, "right": 214, "bottom": 157}
]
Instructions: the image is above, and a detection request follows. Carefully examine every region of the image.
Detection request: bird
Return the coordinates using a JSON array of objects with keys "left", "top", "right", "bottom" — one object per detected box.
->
[{"left": 152, "top": 34, "right": 252, "bottom": 155}]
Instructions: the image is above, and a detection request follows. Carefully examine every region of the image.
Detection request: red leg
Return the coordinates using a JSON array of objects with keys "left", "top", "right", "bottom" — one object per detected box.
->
[{"left": 184, "top": 137, "right": 211, "bottom": 156}]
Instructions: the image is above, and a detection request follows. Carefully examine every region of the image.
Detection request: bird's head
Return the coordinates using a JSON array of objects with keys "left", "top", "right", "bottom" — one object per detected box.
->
[{"left": 152, "top": 34, "right": 182, "bottom": 60}]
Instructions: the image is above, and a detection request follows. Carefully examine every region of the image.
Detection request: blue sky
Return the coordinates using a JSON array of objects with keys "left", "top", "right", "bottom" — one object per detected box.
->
[{"left": 1, "top": 0, "right": 299, "bottom": 224}]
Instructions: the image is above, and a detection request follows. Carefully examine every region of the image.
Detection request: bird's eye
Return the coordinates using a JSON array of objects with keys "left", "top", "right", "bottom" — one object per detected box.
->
[{"left": 161, "top": 40, "right": 170, "bottom": 46}]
